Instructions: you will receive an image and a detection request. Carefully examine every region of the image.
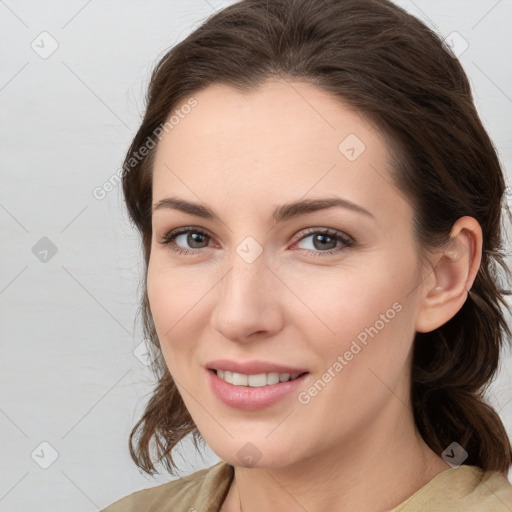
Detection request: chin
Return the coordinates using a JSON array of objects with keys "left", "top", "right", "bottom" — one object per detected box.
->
[{"left": 209, "top": 440, "right": 300, "bottom": 470}]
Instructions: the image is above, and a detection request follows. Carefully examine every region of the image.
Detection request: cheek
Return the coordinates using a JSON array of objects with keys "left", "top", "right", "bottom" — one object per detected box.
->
[
  {"left": 146, "top": 261, "right": 203, "bottom": 371},
  {"left": 282, "top": 261, "right": 412, "bottom": 349},
  {"left": 284, "top": 254, "right": 419, "bottom": 400},
  {"left": 294, "top": 294, "right": 415, "bottom": 434},
  {"left": 313, "top": 269, "right": 418, "bottom": 403}
]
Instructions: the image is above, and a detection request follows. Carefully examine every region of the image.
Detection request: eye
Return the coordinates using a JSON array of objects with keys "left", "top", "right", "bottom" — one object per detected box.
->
[
  {"left": 158, "top": 227, "right": 213, "bottom": 256},
  {"left": 292, "top": 228, "right": 354, "bottom": 256},
  {"left": 158, "top": 226, "right": 355, "bottom": 257}
]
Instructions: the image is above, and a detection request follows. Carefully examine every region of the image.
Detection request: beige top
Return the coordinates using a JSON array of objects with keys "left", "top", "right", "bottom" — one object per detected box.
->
[{"left": 102, "top": 461, "right": 512, "bottom": 512}]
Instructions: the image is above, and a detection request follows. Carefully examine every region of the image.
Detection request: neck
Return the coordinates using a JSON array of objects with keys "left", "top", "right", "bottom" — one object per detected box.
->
[{"left": 225, "top": 401, "right": 449, "bottom": 512}]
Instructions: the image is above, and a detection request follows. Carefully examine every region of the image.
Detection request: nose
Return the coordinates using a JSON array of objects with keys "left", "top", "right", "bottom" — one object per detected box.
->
[{"left": 210, "top": 253, "right": 285, "bottom": 343}]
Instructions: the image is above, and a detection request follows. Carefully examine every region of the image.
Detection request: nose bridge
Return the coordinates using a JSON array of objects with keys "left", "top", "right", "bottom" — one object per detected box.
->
[
  {"left": 221, "top": 231, "right": 269, "bottom": 297},
  {"left": 211, "top": 241, "right": 283, "bottom": 341},
  {"left": 220, "top": 246, "right": 270, "bottom": 313}
]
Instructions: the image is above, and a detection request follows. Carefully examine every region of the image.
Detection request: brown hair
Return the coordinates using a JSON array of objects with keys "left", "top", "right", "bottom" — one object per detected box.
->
[{"left": 122, "top": 0, "right": 512, "bottom": 475}]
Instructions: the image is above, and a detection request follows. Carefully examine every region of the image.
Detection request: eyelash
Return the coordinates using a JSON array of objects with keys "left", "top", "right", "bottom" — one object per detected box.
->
[{"left": 157, "top": 226, "right": 355, "bottom": 257}]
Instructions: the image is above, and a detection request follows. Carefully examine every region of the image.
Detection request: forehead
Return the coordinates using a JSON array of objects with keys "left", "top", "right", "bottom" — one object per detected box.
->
[{"left": 152, "top": 80, "right": 409, "bottom": 227}]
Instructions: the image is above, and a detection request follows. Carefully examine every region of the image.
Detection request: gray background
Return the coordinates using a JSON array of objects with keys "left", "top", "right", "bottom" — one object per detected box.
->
[{"left": 1, "top": 0, "right": 511, "bottom": 510}]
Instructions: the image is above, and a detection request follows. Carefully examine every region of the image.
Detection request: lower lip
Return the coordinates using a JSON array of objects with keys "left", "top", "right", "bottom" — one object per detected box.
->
[{"left": 207, "top": 369, "right": 309, "bottom": 411}]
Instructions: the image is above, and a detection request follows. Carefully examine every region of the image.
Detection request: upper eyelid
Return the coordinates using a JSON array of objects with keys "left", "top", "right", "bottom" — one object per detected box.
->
[{"left": 161, "top": 225, "right": 346, "bottom": 237}]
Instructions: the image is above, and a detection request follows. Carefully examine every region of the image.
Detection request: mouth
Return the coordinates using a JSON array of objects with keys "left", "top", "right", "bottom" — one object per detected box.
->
[
  {"left": 211, "top": 368, "right": 308, "bottom": 387},
  {"left": 205, "top": 361, "right": 310, "bottom": 410}
]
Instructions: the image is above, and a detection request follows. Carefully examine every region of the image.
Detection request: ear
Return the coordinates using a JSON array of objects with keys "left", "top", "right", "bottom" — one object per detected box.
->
[{"left": 415, "top": 216, "right": 483, "bottom": 333}]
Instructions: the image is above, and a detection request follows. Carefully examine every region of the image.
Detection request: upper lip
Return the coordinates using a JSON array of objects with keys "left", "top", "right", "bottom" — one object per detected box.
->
[{"left": 206, "top": 359, "right": 309, "bottom": 375}]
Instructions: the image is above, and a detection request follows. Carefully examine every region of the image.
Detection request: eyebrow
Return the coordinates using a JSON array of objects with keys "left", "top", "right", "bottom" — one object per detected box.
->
[{"left": 152, "top": 196, "right": 375, "bottom": 223}]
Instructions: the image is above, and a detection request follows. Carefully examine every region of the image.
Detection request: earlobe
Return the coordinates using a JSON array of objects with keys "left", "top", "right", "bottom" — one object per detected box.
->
[{"left": 415, "top": 216, "right": 483, "bottom": 333}]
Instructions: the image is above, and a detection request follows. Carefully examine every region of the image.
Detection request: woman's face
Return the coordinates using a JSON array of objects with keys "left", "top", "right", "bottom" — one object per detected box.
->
[{"left": 147, "top": 80, "right": 428, "bottom": 468}]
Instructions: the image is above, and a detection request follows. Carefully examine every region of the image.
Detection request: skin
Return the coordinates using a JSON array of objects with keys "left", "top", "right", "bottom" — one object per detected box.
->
[{"left": 147, "top": 80, "right": 482, "bottom": 512}]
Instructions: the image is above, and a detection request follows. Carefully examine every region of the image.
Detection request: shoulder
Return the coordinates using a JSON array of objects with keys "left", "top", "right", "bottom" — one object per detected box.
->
[
  {"left": 101, "top": 461, "right": 234, "bottom": 512},
  {"left": 390, "top": 465, "right": 512, "bottom": 511}
]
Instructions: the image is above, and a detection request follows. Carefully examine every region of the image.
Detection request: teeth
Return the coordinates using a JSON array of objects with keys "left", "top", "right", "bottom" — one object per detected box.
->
[
  {"left": 266, "top": 372, "right": 280, "bottom": 385},
  {"left": 216, "top": 370, "right": 303, "bottom": 387},
  {"left": 232, "top": 373, "right": 248, "bottom": 386}
]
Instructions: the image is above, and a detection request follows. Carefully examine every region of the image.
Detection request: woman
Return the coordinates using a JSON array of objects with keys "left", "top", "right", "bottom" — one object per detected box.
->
[{"left": 103, "top": 0, "right": 512, "bottom": 510}]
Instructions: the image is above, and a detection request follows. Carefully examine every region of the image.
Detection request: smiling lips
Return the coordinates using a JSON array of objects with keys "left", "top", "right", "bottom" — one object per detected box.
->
[{"left": 206, "top": 359, "right": 309, "bottom": 410}]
